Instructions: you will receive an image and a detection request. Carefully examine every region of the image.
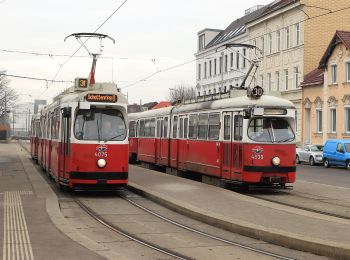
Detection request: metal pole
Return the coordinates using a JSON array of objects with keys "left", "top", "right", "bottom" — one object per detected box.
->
[{"left": 12, "top": 112, "right": 14, "bottom": 136}]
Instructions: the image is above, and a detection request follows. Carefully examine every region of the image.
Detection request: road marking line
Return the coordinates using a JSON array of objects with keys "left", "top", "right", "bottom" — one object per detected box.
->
[{"left": 3, "top": 191, "right": 34, "bottom": 260}]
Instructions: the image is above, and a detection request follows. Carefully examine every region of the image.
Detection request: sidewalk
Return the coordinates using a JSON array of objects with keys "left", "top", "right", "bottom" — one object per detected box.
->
[
  {"left": 0, "top": 142, "right": 122, "bottom": 260},
  {"left": 129, "top": 165, "right": 350, "bottom": 259}
]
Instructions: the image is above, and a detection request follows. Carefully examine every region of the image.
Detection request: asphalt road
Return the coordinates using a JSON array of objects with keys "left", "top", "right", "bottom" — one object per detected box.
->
[{"left": 296, "top": 163, "right": 350, "bottom": 188}]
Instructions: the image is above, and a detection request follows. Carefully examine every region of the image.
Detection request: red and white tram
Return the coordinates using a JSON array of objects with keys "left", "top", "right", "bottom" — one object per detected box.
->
[
  {"left": 31, "top": 79, "right": 129, "bottom": 189},
  {"left": 129, "top": 92, "right": 296, "bottom": 187}
]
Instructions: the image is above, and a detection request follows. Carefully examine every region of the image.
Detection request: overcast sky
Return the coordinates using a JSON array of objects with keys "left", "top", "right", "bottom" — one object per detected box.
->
[{"left": 0, "top": 0, "right": 272, "bottom": 105}]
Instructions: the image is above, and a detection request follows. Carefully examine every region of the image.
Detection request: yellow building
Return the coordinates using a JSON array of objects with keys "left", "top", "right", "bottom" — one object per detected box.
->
[
  {"left": 301, "top": 31, "right": 350, "bottom": 145},
  {"left": 246, "top": 0, "right": 350, "bottom": 145}
]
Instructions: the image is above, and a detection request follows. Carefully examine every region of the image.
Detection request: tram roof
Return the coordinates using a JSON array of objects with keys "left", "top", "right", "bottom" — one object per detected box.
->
[
  {"left": 129, "top": 95, "right": 295, "bottom": 120},
  {"left": 41, "top": 82, "right": 127, "bottom": 113}
]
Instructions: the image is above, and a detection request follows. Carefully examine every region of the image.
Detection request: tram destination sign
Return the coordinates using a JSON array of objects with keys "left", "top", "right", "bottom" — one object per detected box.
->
[{"left": 86, "top": 93, "right": 118, "bottom": 103}]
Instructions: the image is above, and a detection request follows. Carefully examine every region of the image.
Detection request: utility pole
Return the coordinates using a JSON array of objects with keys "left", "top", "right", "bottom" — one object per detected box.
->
[{"left": 12, "top": 112, "right": 14, "bottom": 136}]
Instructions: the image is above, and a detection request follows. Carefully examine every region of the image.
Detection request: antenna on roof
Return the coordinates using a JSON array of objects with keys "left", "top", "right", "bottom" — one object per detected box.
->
[{"left": 64, "top": 33, "right": 115, "bottom": 86}]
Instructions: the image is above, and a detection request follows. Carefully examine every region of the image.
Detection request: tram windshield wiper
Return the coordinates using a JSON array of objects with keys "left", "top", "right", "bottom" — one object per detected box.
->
[
  {"left": 276, "top": 137, "right": 295, "bottom": 143},
  {"left": 104, "top": 132, "right": 126, "bottom": 142}
]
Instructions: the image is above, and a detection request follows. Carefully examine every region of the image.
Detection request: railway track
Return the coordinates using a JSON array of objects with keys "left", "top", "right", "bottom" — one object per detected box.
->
[
  {"left": 243, "top": 189, "right": 350, "bottom": 221},
  {"left": 19, "top": 141, "right": 299, "bottom": 259}
]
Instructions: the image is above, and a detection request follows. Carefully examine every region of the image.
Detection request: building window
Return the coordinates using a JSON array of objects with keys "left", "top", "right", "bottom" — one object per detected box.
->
[
  {"left": 236, "top": 51, "right": 240, "bottom": 69},
  {"left": 260, "top": 36, "right": 264, "bottom": 53},
  {"left": 260, "top": 75, "right": 264, "bottom": 88},
  {"left": 346, "top": 62, "right": 350, "bottom": 82},
  {"left": 276, "top": 30, "right": 281, "bottom": 51},
  {"left": 198, "top": 34, "right": 205, "bottom": 51},
  {"left": 295, "top": 23, "right": 300, "bottom": 46},
  {"left": 214, "top": 59, "right": 217, "bottom": 75},
  {"left": 331, "top": 64, "right": 337, "bottom": 84},
  {"left": 294, "top": 67, "right": 299, "bottom": 88},
  {"left": 316, "top": 110, "right": 322, "bottom": 133},
  {"left": 345, "top": 107, "right": 350, "bottom": 133},
  {"left": 230, "top": 53, "right": 233, "bottom": 68},
  {"left": 204, "top": 62, "right": 207, "bottom": 78},
  {"left": 209, "top": 60, "right": 212, "bottom": 77},
  {"left": 224, "top": 55, "right": 228, "bottom": 72},
  {"left": 267, "top": 73, "right": 271, "bottom": 91},
  {"left": 285, "top": 27, "right": 290, "bottom": 49},
  {"left": 243, "top": 48, "right": 246, "bottom": 68},
  {"left": 284, "top": 69, "right": 289, "bottom": 90},
  {"left": 219, "top": 56, "right": 223, "bottom": 74},
  {"left": 330, "top": 108, "right": 336, "bottom": 133},
  {"left": 275, "top": 71, "right": 280, "bottom": 91},
  {"left": 198, "top": 64, "right": 201, "bottom": 80},
  {"left": 268, "top": 33, "right": 272, "bottom": 54}
]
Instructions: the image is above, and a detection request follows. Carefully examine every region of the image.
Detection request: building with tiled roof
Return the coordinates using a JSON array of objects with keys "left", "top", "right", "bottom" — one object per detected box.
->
[
  {"left": 195, "top": 0, "right": 350, "bottom": 145},
  {"left": 301, "top": 31, "right": 350, "bottom": 145},
  {"left": 195, "top": 4, "right": 267, "bottom": 98}
]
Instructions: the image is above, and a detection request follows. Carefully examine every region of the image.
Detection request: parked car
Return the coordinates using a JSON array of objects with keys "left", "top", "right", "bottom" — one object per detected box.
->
[
  {"left": 296, "top": 144, "right": 323, "bottom": 166},
  {"left": 323, "top": 139, "right": 350, "bottom": 169}
]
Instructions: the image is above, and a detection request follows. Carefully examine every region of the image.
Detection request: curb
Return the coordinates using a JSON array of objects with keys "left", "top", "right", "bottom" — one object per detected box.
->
[{"left": 128, "top": 182, "right": 350, "bottom": 260}]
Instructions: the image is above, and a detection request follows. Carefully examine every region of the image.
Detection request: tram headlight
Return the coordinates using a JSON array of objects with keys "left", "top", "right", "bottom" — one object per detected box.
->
[
  {"left": 272, "top": 157, "right": 281, "bottom": 166},
  {"left": 97, "top": 158, "right": 107, "bottom": 168}
]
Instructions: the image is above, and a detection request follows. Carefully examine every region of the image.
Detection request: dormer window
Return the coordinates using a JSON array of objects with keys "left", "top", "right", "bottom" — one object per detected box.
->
[{"left": 198, "top": 34, "right": 205, "bottom": 51}]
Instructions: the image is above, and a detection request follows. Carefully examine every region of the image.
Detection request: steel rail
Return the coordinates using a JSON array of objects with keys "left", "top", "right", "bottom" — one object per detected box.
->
[
  {"left": 73, "top": 198, "right": 191, "bottom": 260},
  {"left": 120, "top": 193, "right": 296, "bottom": 260}
]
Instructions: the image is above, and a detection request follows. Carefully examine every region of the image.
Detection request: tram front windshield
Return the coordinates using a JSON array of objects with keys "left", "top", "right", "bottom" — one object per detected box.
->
[
  {"left": 248, "top": 118, "right": 295, "bottom": 143},
  {"left": 74, "top": 108, "right": 126, "bottom": 141}
]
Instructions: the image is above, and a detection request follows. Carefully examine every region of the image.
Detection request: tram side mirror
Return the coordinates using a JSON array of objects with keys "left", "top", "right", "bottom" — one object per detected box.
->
[
  {"left": 243, "top": 108, "right": 251, "bottom": 119},
  {"left": 62, "top": 107, "right": 72, "bottom": 118}
]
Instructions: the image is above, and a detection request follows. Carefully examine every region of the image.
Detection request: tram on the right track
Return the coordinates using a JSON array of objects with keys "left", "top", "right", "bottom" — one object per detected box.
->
[{"left": 129, "top": 87, "right": 297, "bottom": 187}]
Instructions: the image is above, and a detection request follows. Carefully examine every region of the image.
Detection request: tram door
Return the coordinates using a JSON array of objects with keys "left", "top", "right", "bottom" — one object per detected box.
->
[
  {"left": 177, "top": 115, "right": 188, "bottom": 170},
  {"left": 221, "top": 112, "right": 243, "bottom": 180},
  {"left": 170, "top": 115, "right": 179, "bottom": 168},
  {"left": 59, "top": 107, "right": 71, "bottom": 181},
  {"left": 156, "top": 117, "right": 170, "bottom": 166}
]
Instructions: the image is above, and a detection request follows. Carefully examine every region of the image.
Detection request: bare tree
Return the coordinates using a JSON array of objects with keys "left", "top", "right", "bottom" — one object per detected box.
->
[
  {"left": 0, "top": 74, "right": 17, "bottom": 119},
  {"left": 168, "top": 84, "right": 196, "bottom": 104}
]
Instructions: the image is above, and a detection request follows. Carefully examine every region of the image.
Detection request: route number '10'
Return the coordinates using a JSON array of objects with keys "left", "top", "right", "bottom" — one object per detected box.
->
[{"left": 251, "top": 86, "right": 264, "bottom": 98}]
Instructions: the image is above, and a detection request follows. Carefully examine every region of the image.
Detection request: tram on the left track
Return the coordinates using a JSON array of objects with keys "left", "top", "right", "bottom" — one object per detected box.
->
[{"left": 30, "top": 78, "right": 129, "bottom": 190}]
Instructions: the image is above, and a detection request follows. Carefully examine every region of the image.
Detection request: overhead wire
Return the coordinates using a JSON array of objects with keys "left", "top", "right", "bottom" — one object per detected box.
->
[
  {"left": 38, "top": 0, "right": 129, "bottom": 97},
  {"left": 4, "top": 3, "right": 350, "bottom": 93}
]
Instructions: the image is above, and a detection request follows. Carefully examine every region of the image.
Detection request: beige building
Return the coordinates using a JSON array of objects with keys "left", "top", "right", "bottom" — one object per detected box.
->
[
  {"left": 301, "top": 31, "right": 350, "bottom": 145},
  {"left": 245, "top": 0, "right": 350, "bottom": 145}
]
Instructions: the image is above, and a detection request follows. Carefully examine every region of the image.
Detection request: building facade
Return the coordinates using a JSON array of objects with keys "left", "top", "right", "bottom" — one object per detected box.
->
[
  {"left": 301, "top": 31, "right": 350, "bottom": 145},
  {"left": 195, "top": 5, "right": 266, "bottom": 97},
  {"left": 246, "top": 0, "right": 304, "bottom": 143}
]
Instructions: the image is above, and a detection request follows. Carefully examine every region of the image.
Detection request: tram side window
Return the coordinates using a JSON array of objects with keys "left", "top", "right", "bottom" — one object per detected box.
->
[
  {"left": 149, "top": 118, "right": 156, "bottom": 137},
  {"left": 189, "top": 114, "right": 198, "bottom": 139},
  {"left": 234, "top": 115, "right": 243, "bottom": 141},
  {"left": 163, "top": 117, "right": 168, "bottom": 138},
  {"left": 46, "top": 116, "right": 50, "bottom": 139},
  {"left": 129, "top": 121, "right": 136, "bottom": 138},
  {"left": 144, "top": 119, "right": 151, "bottom": 137},
  {"left": 198, "top": 113, "right": 209, "bottom": 139},
  {"left": 156, "top": 120, "right": 161, "bottom": 138},
  {"left": 51, "top": 114, "right": 56, "bottom": 139},
  {"left": 184, "top": 118, "right": 188, "bottom": 139},
  {"left": 224, "top": 115, "right": 231, "bottom": 140},
  {"left": 208, "top": 113, "right": 220, "bottom": 140},
  {"left": 179, "top": 118, "right": 184, "bottom": 138},
  {"left": 139, "top": 120, "right": 145, "bottom": 137},
  {"left": 173, "top": 116, "right": 178, "bottom": 138}
]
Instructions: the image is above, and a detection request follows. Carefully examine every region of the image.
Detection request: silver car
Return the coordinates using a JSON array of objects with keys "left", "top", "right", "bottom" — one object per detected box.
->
[{"left": 296, "top": 145, "right": 324, "bottom": 166}]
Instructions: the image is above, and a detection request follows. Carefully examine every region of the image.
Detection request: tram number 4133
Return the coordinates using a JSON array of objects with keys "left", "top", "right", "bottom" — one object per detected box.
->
[{"left": 251, "top": 154, "right": 264, "bottom": 160}]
